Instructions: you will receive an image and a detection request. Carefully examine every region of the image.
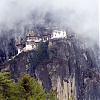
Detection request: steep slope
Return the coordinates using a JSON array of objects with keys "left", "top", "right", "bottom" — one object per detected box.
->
[{"left": 0, "top": 34, "right": 100, "bottom": 100}]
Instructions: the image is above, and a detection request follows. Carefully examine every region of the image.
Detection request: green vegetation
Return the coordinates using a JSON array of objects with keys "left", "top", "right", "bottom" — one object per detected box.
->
[
  {"left": 8, "top": 38, "right": 17, "bottom": 59},
  {"left": 32, "top": 41, "right": 49, "bottom": 67},
  {"left": 0, "top": 72, "right": 57, "bottom": 100},
  {"left": 47, "top": 88, "right": 57, "bottom": 100},
  {"left": 18, "top": 74, "right": 46, "bottom": 100},
  {"left": 88, "top": 71, "right": 93, "bottom": 79},
  {"left": 0, "top": 72, "right": 17, "bottom": 100},
  {"left": 37, "top": 41, "right": 48, "bottom": 61}
]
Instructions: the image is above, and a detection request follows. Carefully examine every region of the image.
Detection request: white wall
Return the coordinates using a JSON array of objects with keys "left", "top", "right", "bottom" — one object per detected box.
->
[
  {"left": 18, "top": 49, "right": 21, "bottom": 54},
  {"left": 51, "top": 30, "right": 67, "bottom": 39},
  {"left": 34, "top": 38, "right": 41, "bottom": 42},
  {"left": 26, "top": 37, "right": 42, "bottom": 43},
  {"left": 26, "top": 44, "right": 33, "bottom": 50}
]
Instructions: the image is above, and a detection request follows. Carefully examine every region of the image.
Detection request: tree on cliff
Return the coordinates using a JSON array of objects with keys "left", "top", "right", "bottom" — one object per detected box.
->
[
  {"left": 8, "top": 38, "right": 17, "bottom": 59},
  {"left": 0, "top": 72, "right": 57, "bottom": 100},
  {"left": 0, "top": 72, "right": 17, "bottom": 100},
  {"left": 47, "top": 88, "right": 57, "bottom": 100},
  {"left": 0, "top": 49, "right": 6, "bottom": 64},
  {"left": 18, "top": 74, "right": 46, "bottom": 100},
  {"left": 37, "top": 41, "right": 48, "bottom": 61},
  {"left": 32, "top": 41, "right": 49, "bottom": 67}
]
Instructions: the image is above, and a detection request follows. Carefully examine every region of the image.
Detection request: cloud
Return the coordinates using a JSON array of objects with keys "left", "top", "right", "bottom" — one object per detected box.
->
[{"left": 0, "top": 0, "right": 99, "bottom": 41}]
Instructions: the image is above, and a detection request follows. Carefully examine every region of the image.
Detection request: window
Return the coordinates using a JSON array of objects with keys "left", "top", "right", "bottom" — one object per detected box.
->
[
  {"left": 44, "top": 37, "right": 47, "bottom": 40},
  {"left": 26, "top": 41, "right": 29, "bottom": 45},
  {"left": 58, "top": 32, "right": 60, "bottom": 34}
]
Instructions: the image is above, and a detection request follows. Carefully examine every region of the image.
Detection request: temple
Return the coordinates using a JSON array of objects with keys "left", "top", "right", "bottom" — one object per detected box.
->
[{"left": 16, "top": 29, "right": 67, "bottom": 54}]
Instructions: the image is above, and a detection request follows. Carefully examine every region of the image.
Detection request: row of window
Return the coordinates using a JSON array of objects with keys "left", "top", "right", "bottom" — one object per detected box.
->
[{"left": 51, "top": 33, "right": 66, "bottom": 37}]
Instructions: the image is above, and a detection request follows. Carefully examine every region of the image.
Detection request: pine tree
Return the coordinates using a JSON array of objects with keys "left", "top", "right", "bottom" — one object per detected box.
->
[
  {"left": 18, "top": 74, "right": 46, "bottom": 100},
  {"left": 0, "top": 72, "right": 15, "bottom": 99},
  {"left": 0, "top": 72, "right": 57, "bottom": 100},
  {"left": 47, "top": 88, "right": 57, "bottom": 100}
]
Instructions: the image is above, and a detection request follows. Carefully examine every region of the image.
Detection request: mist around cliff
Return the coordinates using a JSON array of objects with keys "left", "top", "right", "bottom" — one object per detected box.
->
[{"left": 0, "top": 0, "right": 99, "bottom": 41}]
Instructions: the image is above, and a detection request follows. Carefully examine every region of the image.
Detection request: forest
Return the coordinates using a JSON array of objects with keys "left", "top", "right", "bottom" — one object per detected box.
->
[{"left": 0, "top": 72, "right": 57, "bottom": 100}]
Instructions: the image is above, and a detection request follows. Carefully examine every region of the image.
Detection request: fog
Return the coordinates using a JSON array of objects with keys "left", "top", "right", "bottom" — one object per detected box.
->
[{"left": 0, "top": 0, "right": 99, "bottom": 41}]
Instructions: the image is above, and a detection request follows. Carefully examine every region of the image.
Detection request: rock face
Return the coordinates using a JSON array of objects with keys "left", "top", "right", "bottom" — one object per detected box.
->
[{"left": 0, "top": 34, "right": 100, "bottom": 100}]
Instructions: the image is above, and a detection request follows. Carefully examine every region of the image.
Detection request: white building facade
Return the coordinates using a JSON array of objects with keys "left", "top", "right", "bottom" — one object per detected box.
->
[
  {"left": 16, "top": 29, "right": 67, "bottom": 54},
  {"left": 51, "top": 30, "right": 67, "bottom": 39},
  {"left": 25, "top": 36, "right": 41, "bottom": 50}
]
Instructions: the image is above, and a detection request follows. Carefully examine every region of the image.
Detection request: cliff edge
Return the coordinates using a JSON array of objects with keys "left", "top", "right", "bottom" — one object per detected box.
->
[{"left": 0, "top": 34, "right": 100, "bottom": 100}]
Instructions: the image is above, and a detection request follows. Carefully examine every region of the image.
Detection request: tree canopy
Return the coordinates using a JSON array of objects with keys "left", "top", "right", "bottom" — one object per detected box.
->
[{"left": 0, "top": 72, "right": 57, "bottom": 100}]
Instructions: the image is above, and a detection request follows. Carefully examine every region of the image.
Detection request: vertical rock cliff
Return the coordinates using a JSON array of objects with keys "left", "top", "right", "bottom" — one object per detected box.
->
[{"left": 0, "top": 34, "right": 100, "bottom": 100}]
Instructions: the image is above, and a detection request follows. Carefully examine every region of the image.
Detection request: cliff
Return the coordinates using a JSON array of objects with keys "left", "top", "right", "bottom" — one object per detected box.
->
[{"left": 0, "top": 34, "right": 100, "bottom": 100}]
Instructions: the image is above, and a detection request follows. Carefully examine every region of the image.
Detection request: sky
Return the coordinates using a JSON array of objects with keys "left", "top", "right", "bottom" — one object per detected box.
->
[{"left": 0, "top": 0, "right": 99, "bottom": 41}]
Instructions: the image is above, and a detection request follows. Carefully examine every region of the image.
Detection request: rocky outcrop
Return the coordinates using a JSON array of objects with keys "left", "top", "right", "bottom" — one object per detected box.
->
[{"left": 0, "top": 35, "right": 100, "bottom": 100}]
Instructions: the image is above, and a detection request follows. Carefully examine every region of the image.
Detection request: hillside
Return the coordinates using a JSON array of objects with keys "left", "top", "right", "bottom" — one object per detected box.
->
[{"left": 0, "top": 34, "right": 100, "bottom": 100}]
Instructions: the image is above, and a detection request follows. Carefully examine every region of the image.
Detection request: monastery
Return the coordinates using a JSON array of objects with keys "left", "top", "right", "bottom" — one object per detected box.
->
[{"left": 16, "top": 29, "right": 67, "bottom": 54}]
